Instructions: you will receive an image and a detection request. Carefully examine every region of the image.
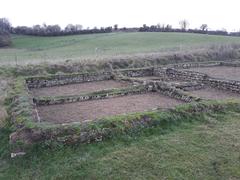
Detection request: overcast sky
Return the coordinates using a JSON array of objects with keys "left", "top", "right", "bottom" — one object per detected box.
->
[{"left": 1, "top": 0, "right": 240, "bottom": 31}]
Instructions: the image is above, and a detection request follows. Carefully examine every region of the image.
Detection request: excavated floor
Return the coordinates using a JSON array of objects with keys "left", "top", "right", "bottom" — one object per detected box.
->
[
  {"left": 187, "top": 66, "right": 240, "bottom": 81},
  {"left": 31, "top": 80, "right": 131, "bottom": 97},
  {"left": 37, "top": 93, "right": 183, "bottom": 124},
  {"left": 188, "top": 88, "right": 240, "bottom": 100}
]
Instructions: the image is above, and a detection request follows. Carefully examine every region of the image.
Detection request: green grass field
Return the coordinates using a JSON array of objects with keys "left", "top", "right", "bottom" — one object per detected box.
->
[
  {"left": 0, "top": 32, "right": 240, "bottom": 179},
  {"left": 1, "top": 32, "right": 240, "bottom": 65},
  {"left": 0, "top": 112, "right": 240, "bottom": 179}
]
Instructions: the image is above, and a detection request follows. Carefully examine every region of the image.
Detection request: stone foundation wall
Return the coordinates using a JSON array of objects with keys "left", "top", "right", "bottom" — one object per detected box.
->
[
  {"left": 27, "top": 66, "right": 240, "bottom": 101},
  {"left": 147, "top": 81, "right": 200, "bottom": 102},
  {"left": 153, "top": 68, "right": 208, "bottom": 82},
  {"left": 152, "top": 67, "right": 170, "bottom": 80},
  {"left": 26, "top": 62, "right": 238, "bottom": 89},
  {"left": 151, "top": 62, "right": 220, "bottom": 79},
  {"left": 165, "top": 62, "right": 222, "bottom": 69},
  {"left": 220, "top": 61, "right": 240, "bottom": 67},
  {"left": 9, "top": 101, "right": 240, "bottom": 154},
  {"left": 168, "top": 82, "right": 205, "bottom": 91},
  {"left": 205, "top": 78, "right": 240, "bottom": 93},
  {"left": 34, "top": 85, "right": 149, "bottom": 106},
  {"left": 26, "top": 72, "right": 113, "bottom": 88},
  {"left": 26, "top": 67, "right": 154, "bottom": 88},
  {"left": 153, "top": 67, "right": 240, "bottom": 93},
  {"left": 117, "top": 67, "right": 154, "bottom": 77}
]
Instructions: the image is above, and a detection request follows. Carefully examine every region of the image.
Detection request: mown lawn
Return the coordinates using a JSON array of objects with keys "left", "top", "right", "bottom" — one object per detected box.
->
[
  {"left": 0, "top": 112, "right": 239, "bottom": 179},
  {"left": 1, "top": 32, "right": 240, "bottom": 65}
]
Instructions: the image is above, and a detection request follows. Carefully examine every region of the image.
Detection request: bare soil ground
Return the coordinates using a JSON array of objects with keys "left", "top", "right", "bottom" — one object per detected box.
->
[
  {"left": 189, "top": 88, "right": 240, "bottom": 100},
  {"left": 31, "top": 80, "right": 130, "bottom": 97},
  {"left": 37, "top": 93, "right": 183, "bottom": 124},
  {"left": 188, "top": 66, "right": 240, "bottom": 81}
]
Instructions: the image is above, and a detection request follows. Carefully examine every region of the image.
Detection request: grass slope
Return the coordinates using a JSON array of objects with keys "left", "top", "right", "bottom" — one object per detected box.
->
[
  {"left": 0, "top": 112, "right": 240, "bottom": 179},
  {"left": 1, "top": 32, "right": 240, "bottom": 65}
]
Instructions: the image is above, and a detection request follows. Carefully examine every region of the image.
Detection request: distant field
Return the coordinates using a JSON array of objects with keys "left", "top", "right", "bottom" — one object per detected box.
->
[{"left": 1, "top": 32, "right": 240, "bottom": 65}]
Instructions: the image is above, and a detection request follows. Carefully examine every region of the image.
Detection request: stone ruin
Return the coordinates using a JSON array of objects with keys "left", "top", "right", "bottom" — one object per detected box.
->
[
  {"left": 27, "top": 62, "right": 240, "bottom": 111},
  {"left": 8, "top": 61, "right": 240, "bottom": 155}
]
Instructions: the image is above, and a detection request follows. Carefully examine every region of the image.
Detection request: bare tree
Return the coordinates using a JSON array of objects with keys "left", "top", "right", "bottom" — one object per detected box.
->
[
  {"left": 46, "top": 25, "right": 61, "bottom": 35},
  {"left": 0, "top": 18, "right": 11, "bottom": 32},
  {"left": 75, "top": 24, "right": 83, "bottom": 31},
  {"left": 179, "top": 19, "right": 189, "bottom": 31},
  {"left": 114, "top": 24, "right": 118, "bottom": 31},
  {"left": 65, "top": 24, "right": 75, "bottom": 32},
  {"left": 200, "top": 24, "right": 208, "bottom": 31},
  {"left": 165, "top": 24, "right": 172, "bottom": 31},
  {"left": 32, "top": 25, "right": 42, "bottom": 35}
]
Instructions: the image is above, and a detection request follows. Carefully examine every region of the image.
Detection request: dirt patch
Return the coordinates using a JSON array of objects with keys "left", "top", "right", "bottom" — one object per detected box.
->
[
  {"left": 189, "top": 88, "right": 240, "bottom": 100},
  {"left": 37, "top": 93, "right": 183, "bottom": 124},
  {"left": 31, "top": 80, "right": 131, "bottom": 97},
  {"left": 188, "top": 66, "right": 240, "bottom": 81}
]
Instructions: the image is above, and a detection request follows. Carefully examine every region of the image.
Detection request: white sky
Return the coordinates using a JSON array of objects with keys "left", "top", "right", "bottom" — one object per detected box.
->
[{"left": 1, "top": 0, "right": 240, "bottom": 31}]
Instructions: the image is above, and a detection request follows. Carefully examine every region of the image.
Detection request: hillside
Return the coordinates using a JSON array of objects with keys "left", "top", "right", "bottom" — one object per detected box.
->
[{"left": 1, "top": 32, "right": 240, "bottom": 65}]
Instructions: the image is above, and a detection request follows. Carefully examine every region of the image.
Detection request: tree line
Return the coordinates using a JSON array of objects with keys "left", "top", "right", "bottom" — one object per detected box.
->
[
  {"left": 1, "top": 18, "right": 240, "bottom": 47},
  {"left": 13, "top": 24, "right": 113, "bottom": 36}
]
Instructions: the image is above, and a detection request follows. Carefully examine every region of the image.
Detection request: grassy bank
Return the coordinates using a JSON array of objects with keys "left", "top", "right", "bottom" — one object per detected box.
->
[
  {"left": 0, "top": 111, "right": 240, "bottom": 179},
  {"left": 1, "top": 32, "right": 240, "bottom": 65}
]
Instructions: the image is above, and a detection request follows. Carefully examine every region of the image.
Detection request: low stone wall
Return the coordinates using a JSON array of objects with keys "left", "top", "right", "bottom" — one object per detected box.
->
[
  {"left": 153, "top": 67, "right": 209, "bottom": 82},
  {"left": 9, "top": 61, "right": 240, "bottom": 156},
  {"left": 153, "top": 67, "right": 240, "bottom": 93},
  {"left": 11, "top": 100, "right": 240, "bottom": 148},
  {"left": 34, "top": 85, "right": 149, "bottom": 106},
  {"left": 155, "top": 67, "right": 240, "bottom": 94},
  {"left": 164, "top": 68, "right": 208, "bottom": 82},
  {"left": 27, "top": 64, "right": 240, "bottom": 106},
  {"left": 165, "top": 62, "right": 222, "bottom": 69},
  {"left": 206, "top": 78, "right": 240, "bottom": 93},
  {"left": 147, "top": 81, "right": 200, "bottom": 102},
  {"left": 148, "top": 62, "right": 221, "bottom": 78},
  {"left": 26, "top": 62, "right": 237, "bottom": 89},
  {"left": 8, "top": 77, "right": 240, "bottom": 156},
  {"left": 152, "top": 67, "right": 170, "bottom": 80},
  {"left": 26, "top": 67, "right": 154, "bottom": 88},
  {"left": 26, "top": 72, "right": 113, "bottom": 88},
  {"left": 168, "top": 82, "right": 205, "bottom": 91},
  {"left": 117, "top": 67, "right": 154, "bottom": 77},
  {"left": 220, "top": 61, "right": 240, "bottom": 67}
]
